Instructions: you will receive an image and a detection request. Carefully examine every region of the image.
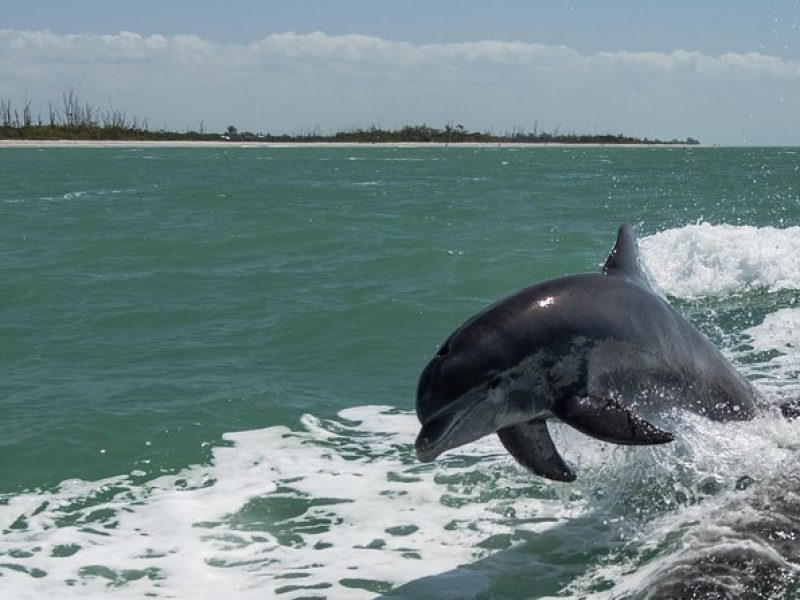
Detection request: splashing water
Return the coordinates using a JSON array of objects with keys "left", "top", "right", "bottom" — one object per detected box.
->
[
  {"left": 640, "top": 222, "right": 800, "bottom": 299},
  {"left": 2, "top": 222, "right": 799, "bottom": 598}
]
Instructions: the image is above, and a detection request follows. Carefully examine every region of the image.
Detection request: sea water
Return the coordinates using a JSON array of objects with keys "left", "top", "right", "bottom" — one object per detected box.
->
[{"left": 1, "top": 146, "right": 798, "bottom": 598}]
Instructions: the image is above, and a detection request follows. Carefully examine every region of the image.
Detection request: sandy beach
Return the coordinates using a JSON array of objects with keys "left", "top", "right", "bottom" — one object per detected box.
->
[{"left": 0, "top": 139, "right": 694, "bottom": 149}]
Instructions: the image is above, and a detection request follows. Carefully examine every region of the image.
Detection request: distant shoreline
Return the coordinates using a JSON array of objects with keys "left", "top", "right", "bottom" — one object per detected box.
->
[
  {"left": 0, "top": 139, "right": 699, "bottom": 149},
  {"left": 1, "top": 91, "right": 700, "bottom": 148}
]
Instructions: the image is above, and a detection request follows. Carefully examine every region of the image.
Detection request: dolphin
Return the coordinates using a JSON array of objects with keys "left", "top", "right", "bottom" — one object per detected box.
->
[{"left": 415, "top": 225, "right": 761, "bottom": 482}]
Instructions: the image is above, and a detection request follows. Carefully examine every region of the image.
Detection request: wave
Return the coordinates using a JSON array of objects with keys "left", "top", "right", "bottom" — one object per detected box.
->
[
  {"left": 569, "top": 413, "right": 800, "bottom": 599},
  {"left": 4, "top": 222, "right": 799, "bottom": 598},
  {"left": 0, "top": 407, "right": 580, "bottom": 599},
  {"left": 738, "top": 307, "right": 800, "bottom": 403},
  {"left": 5, "top": 403, "right": 798, "bottom": 598},
  {"left": 745, "top": 307, "right": 800, "bottom": 359},
  {"left": 640, "top": 223, "right": 800, "bottom": 299}
]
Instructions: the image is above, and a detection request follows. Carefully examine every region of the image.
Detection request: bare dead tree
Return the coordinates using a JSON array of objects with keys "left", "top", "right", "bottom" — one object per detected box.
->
[
  {"left": 0, "top": 98, "right": 11, "bottom": 127},
  {"left": 83, "top": 100, "right": 96, "bottom": 127},
  {"left": 22, "top": 94, "right": 32, "bottom": 127},
  {"left": 62, "top": 89, "right": 79, "bottom": 127}
]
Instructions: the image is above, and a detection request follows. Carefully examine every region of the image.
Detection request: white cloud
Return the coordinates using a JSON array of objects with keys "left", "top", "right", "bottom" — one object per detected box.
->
[{"left": 1, "top": 29, "right": 798, "bottom": 143}]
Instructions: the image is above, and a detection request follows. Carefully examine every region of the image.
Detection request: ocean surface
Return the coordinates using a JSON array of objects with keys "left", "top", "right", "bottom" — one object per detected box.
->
[{"left": 1, "top": 145, "right": 799, "bottom": 599}]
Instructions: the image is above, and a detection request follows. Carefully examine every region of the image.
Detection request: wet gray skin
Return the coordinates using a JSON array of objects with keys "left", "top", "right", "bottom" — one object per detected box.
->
[{"left": 415, "top": 225, "right": 760, "bottom": 482}]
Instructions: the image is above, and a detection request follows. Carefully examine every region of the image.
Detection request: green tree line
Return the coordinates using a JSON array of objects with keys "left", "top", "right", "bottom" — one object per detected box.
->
[{"left": 0, "top": 92, "right": 699, "bottom": 145}]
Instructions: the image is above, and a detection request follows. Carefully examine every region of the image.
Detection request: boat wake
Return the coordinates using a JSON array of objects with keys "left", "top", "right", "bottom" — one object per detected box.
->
[{"left": 2, "top": 223, "right": 798, "bottom": 598}]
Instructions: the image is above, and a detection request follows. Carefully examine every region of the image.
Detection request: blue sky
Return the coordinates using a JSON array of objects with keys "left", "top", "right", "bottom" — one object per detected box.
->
[
  {"left": 6, "top": 1, "right": 800, "bottom": 58},
  {"left": 2, "top": 1, "right": 799, "bottom": 143}
]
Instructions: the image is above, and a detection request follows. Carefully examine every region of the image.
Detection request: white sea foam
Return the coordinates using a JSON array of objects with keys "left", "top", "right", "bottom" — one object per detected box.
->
[
  {"left": 741, "top": 307, "right": 800, "bottom": 391},
  {"left": 5, "top": 403, "right": 797, "bottom": 598},
  {"left": 5, "top": 222, "right": 799, "bottom": 598},
  {"left": 639, "top": 223, "right": 800, "bottom": 299},
  {"left": 0, "top": 407, "right": 578, "bottom": 599},
  {"left": 744, "top": 307, "right": 800, "bottom": 357},
  {"left": 560, "top": 410, "right": 800, "bottom": 599}
]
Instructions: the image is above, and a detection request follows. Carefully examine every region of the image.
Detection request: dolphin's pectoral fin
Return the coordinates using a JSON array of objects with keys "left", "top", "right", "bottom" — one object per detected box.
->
[
  {"left": 497, "top": 420, "right": 576, "bottom": 482},
  {"left": 553, "top": 395, "right": 674, "bottom": 445}
]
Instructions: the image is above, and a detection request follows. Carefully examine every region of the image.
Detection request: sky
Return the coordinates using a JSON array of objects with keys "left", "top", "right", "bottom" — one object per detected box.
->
[{"left": 2, "top": 1, "right": 799, "bottom": 144}]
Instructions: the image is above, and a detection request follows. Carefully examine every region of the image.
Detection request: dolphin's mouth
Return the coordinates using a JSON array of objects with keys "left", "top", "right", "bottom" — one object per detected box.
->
[
  {"left": 414, "top": 396, "right": 494, "bottom": 462},
  {"left": 415, "top": 408, "right": 470, "bottom": 462},
  {"left": 414, "top": 415, "right": 454, "bottom": 462}
]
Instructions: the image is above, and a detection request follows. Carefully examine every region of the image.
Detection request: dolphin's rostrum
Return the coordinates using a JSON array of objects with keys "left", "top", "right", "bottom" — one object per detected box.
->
[{"left": 415, "top": 225, "right": 760, "bottom": 482}]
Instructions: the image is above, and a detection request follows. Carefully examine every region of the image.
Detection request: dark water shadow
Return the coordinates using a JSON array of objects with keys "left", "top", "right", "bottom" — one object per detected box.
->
[
  {"left": 378, "top": 515, "right": 619, "bottom": 600},
  {"left": 379, "top": 461, "right": 800, "bottom": 600}
]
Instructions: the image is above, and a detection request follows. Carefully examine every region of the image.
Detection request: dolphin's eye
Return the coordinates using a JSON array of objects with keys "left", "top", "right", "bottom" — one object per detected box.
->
[{"left": 489, "top": 376, "right": 502, "bottom": 389}]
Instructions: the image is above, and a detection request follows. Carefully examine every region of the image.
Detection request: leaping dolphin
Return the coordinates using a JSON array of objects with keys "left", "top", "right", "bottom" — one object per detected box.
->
[{"left": 415, "top": 225, "right": 761, "bottom": 482}]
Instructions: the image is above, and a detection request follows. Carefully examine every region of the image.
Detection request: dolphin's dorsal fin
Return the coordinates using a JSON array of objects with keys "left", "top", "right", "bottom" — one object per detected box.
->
[{"left": 602, "top": 224, "right": 646, "bottom": 282}]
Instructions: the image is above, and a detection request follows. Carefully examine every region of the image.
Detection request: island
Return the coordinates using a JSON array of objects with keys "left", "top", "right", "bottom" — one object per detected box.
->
[{"left": 0, "top": 92, "right": 699, "bottom": 146}]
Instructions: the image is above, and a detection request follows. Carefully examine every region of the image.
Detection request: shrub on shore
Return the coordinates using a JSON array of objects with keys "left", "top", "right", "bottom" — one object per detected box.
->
[{"left": 0, "top": 92, "right": 699, "bottom": 145}]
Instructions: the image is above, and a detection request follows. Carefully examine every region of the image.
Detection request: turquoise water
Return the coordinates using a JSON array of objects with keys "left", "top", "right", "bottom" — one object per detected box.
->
[{"left": 1, "top": 146, "right": 799, "bottom": 598}]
